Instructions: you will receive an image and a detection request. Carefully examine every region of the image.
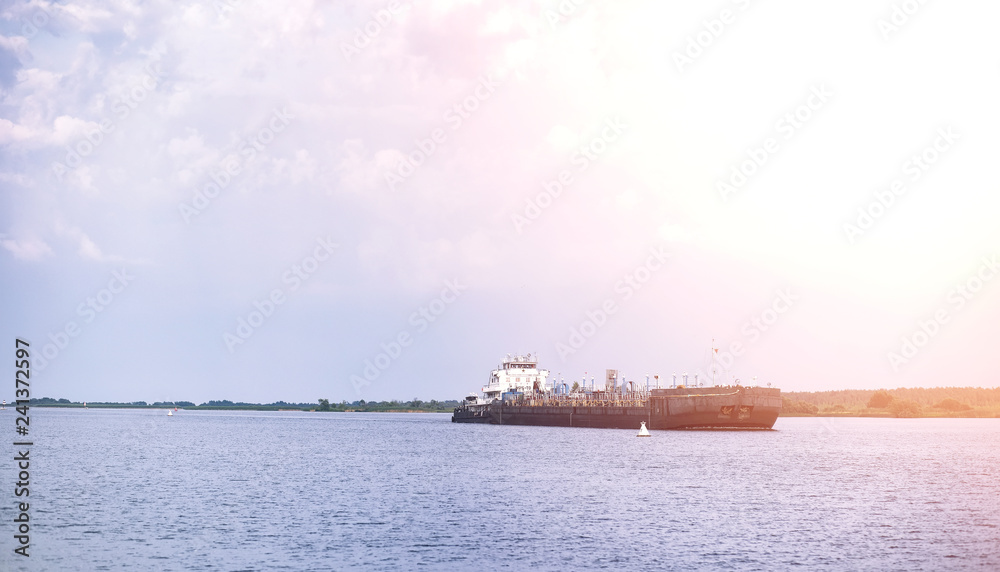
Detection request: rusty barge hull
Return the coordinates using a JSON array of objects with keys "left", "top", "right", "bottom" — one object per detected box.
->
[{"left": 452, "top": 387, "right": 781, "bottom": 430}]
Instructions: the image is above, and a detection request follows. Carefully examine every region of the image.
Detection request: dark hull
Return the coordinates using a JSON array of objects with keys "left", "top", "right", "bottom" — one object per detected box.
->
[
  {"left": 452, "top": 387, "right": 781, "bottom": 430},
  {"left": 451, "top": 407, "right": 491, "bottom": 423},
  {"left": 490, "top": 404, "right": 778, "bottom": 429}
]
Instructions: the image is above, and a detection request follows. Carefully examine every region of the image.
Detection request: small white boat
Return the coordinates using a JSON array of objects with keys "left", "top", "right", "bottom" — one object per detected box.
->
[
  {"left": 637, "top": 421, "right": 650, "bottom": 437},
  {"left": 167, "top": 410, "right": 173, "bottom": 416}
]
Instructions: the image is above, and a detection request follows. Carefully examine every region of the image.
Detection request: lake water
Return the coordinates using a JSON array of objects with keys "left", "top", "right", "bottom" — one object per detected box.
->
[{"left": 1, "top": 409, "right": 998, "bottom": 571}]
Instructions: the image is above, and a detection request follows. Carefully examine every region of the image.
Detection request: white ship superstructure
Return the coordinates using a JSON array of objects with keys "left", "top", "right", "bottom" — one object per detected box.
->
[
  {"left": 482, "top": 353, "right": 550, "bottom": 400},
  {"left": 458, "top": 354, "right": 550, "bottom": 419}
]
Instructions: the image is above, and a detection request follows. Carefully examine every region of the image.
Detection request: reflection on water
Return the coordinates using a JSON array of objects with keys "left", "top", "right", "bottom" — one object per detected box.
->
[{"left": 1, "top": 410, "right": 998, "bottom": 571}]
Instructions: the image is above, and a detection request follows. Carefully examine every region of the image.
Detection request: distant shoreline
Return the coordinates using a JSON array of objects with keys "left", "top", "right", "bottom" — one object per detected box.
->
[
  {"left": 782, "top": 387, "right": 1000, "bottom": 418},
  {"left": 15, "top": 406, "right": 1000, "bottom": 419},
  {"left": 18, "top": 399, "right": 460, "bottom": 414},
  {"left": 21, "top": 405, "right": 452, "bottom": 413},
  {"left": 16, "top": 386, "right": 1000, "bottom": 418},
  {"left": 18, "top": 405, "right": 1000, "bottom": 419},
  {"left": 779, "top": 412, "right": 1000, "bottom": 419},
  {"left": 19, "top": 403, "right": 452, "bottom": 413}
]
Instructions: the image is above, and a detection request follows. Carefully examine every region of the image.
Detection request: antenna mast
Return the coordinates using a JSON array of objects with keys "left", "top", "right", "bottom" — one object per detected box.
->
[{"left": 711, "top": 338, "right": 717, "bottom": 386}]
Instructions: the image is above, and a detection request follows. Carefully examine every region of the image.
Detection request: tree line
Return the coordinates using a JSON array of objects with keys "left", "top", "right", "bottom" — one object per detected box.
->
[
  {"left": 28, "top": 397, "right": 461, "bottom": 412},
  {"left": 781, "top": 386, "right": 1000, "bottom": 417}
]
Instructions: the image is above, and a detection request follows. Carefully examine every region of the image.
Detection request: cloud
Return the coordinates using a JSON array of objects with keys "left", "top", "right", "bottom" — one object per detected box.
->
[
  {"left": 53, "top": 223, "right": 126, "bottom": 263},
  {"left": 1, "top": 236, "right": 53, "bottom": 260},
  {"left": 0, "top": 117, "right": 36, "bottom": 145},
  {"left": 0, "top": 34, "right": 28, "bottom": 85},
  {"left": 2, "top": 0, "right": 1000, "bottom": 403},
  {"left": 273, "top": 148, "right": 317, "bottom": 184},
  {"left": 334, "top": 139, "right": 403, "bottom": 193}
]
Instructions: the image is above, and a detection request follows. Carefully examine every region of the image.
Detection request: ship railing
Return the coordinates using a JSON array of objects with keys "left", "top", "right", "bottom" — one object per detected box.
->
[{"left": 506, "top": 392, "right": 652, "bottom": 408}]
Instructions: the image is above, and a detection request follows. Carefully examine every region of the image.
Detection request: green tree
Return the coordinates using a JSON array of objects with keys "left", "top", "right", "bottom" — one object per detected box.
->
[
  {"left": 933, "top": 398, "right": 971, "bottom": 411},
  {"left": 782, "top": 398, "right": 819, "bottom": 415},
  {"left": 318, "top": 398, "right": 330, "bottom": 411},
  {"left": 889, "top": 399, "right": 921, "bottom": 418},
  {"left": 571, "top": 382, "right": 580, "bottom": 392},
  {"left": 868, "top": 390, "right": 894, "bottom": 409}
]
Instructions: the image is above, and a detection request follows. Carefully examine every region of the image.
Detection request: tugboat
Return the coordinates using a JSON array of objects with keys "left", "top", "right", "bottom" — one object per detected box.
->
[{"left": 453, "top": 354, "right": 782, "bottom": 430}]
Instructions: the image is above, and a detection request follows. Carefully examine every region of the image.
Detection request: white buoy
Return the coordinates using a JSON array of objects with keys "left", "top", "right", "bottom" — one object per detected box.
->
[
  {"left": 637, "top": 421, "right": 650, "bottom": 437},
  {"left": 167, "top": 410, "right": 173, "bottom": 416}
]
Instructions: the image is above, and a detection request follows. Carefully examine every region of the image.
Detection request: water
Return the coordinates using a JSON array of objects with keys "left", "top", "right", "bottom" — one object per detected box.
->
[{"left": 2, "top": 409, "right": 998, "bottom": 571}]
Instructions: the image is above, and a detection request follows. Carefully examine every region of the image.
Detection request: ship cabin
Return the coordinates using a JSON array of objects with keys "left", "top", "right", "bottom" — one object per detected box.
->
[{"left": 481, "top": 353, "right": 551, "bottom": 401}]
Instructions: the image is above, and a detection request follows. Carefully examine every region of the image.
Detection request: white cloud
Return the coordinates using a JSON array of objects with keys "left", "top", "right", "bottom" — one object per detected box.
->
[
  {"left": 0, "top": 33, "right": 29, "bottom": 58},
  {"left": 54, "top": 224, "right": 125, "bottom": 263},
  {"left": 78, "top": 234, "right": 105, "bottom": 260},
  {"left": 1, "top": 237, "right": 53, "bottom": 261},
  {"left": 272, "top": 148, "right": 317, "bottom": 184},
  {"left": 50, "top": 115, "right": 97, "bottom": 145},
  {"left": 166, "top": 131, "right": 208, "bottom": 159},
  {"left": 0, "top": 118, "right": 38, "bottom": 145},
  {"left": 334, "top": 139, "right": 405, "bottom": 193},
  {"left": 3, "top": 0, "right": 1000, "bottom": 401}
]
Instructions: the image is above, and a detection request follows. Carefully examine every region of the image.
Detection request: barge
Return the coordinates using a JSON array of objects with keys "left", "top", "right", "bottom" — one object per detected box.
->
[{"left": 452, "top": 354, "right": 781, "bottom": 430}]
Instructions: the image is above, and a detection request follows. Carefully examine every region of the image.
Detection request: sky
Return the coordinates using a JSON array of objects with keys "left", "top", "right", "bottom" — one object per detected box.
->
[{"left": 2, "top": 0, "right": 999, "bottom": 404}]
